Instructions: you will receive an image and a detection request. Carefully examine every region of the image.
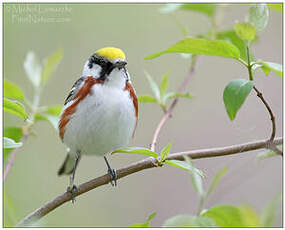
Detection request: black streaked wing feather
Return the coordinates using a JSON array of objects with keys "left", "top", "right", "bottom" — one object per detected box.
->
[{"left": 64, "top": 76, "right": 85, "bottom": 105}]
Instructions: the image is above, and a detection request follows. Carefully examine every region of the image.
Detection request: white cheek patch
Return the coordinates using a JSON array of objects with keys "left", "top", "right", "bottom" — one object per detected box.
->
[{"left": 82, "top": 60, "right": 101, "bottom": 78}]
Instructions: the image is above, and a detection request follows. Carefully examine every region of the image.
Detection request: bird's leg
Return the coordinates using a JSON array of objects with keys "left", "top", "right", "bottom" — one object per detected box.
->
[
  {"left": 104, "top": 156, "right": 117, "bottom": 186},
  {"left": 67, "top": 152, "right": 81, "bottom": 203}
]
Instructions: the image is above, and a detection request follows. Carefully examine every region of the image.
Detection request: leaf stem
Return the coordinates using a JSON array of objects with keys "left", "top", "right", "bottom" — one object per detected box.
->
[
  {"left": 237, "top": 58, "right": 248, "bottom": 67},
  {"left": 246, "top": 45, "right": 254, "bottom": 81}
]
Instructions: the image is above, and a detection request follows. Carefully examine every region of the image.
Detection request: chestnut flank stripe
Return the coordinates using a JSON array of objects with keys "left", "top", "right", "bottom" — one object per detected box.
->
[
  {"left": 124, "top": 81, "right": 138, "bottom": 137},
  {"left": 58, "top": 77, "right": 103, "bottom": 140}
]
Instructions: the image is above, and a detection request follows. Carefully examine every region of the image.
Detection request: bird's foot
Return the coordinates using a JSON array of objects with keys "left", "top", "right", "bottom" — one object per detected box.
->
[
  {"left": 108, "top": 168, "right": 117, "bottom": 187},
  {"left": 67, "top": 184, "right": 78, "bottom": 203}
]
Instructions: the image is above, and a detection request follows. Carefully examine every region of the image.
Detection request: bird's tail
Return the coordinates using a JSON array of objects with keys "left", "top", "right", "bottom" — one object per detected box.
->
[{"left": 58, "top": 154, "right": 78, "bottom": 176}]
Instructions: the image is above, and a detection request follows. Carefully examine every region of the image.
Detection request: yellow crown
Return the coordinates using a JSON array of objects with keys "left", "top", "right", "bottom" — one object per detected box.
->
[{"left": 95, "top": 47, "right": 126, "bottom": 60}]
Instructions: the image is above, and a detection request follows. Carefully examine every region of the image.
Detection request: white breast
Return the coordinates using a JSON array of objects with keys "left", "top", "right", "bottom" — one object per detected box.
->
[{"left": 62, "top": 83, "right": 136, "bottom": 156}]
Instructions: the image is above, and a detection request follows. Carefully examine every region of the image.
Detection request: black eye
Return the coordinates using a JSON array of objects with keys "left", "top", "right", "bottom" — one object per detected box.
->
[
  {"left": 88, "top": 56, "right": 95, "bottom": 68},
  {"left": 88, "top": 55, "right": 108, "bottom": 69}
]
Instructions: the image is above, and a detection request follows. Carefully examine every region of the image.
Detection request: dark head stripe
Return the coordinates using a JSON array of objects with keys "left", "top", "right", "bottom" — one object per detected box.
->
[{"left": 88, "top": 54, "right": 115, "bottom": 79}]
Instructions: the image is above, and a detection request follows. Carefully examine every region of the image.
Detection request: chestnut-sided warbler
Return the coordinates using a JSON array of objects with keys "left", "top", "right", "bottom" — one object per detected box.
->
[{"left": 58, "top": 47, "right": 138, "bottom": 201}]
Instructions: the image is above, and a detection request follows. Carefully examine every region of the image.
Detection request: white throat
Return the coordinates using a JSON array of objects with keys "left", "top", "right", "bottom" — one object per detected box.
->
[{"left": 104, "top": 68, "right": 126, "bottom": 89}]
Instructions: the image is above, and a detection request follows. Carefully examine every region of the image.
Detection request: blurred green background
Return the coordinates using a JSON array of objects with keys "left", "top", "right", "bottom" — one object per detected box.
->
[{"left": 3, "top": 3, "right": 282, "bottom": 227}]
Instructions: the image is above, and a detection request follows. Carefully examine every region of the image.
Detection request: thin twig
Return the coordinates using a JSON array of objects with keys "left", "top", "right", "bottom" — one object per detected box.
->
[
  {"left": 253, "top": 86, "right": 276, "bottom": 142},
  {"left": 245, "top": 45, "right": 279, "bottom": 152},
  {"left": 17, "top": 137, "right": 282, "bottom": 227},
  {"left": 150, "top": 56, "right": 197, "bottom": 151},
  {"left": 3, "top": 135, "right": 28, "bottom": 181}
]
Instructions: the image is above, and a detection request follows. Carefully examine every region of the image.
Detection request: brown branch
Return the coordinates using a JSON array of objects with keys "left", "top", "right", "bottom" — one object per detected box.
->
[
  {"left": 253, "top": 86, "right": 276, "bottom": 142},
  {"left": 3, "top": 135, "right": 28, "bottom": 181},
  {"left": 18, "top": 137, "right": 283, "bottom": 226},
  {"left": 246, "top": 46, "right": 280, "bottom": 154},
  {"left": 150, "top": 56, "right": 197, "bottom": 151}
]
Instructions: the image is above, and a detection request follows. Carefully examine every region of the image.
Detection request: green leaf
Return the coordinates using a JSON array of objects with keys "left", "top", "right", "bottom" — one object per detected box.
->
[
  {"left": 44, "top": 106, "right": 62, "bottom": 116},
  {"left": 249, "top": 4, "right": 269, "bottom": 33},
  {"left": 129, "top": 212, "right": 156, "bottom": 227},
  {"left": 35, "top": 113, "right": 59, "bottom": 131},
  {"left": 206, "top": 167, "right": 228, "bottom": 198},
  {"left": 128, "top": 222, "right": 150, "bottom": 227},
  {"left": 261, "top": 193, "right": 281, "bottom": 227},
  {"left": 165, "top": 159, "right": 205, "bottom": 178},
  {"left": 239, "top": 204, "right": 261, "bottom": 227},
  {"left": 184, "top": 156, "right": 204, "bottom": 197},
  {"left": 145, "top": 37, "right": 240, "bottom": 60},
  {"left": 217, "top": 30, "right": 248, "bottom": 61},
  {"left": 160, "top": 72, "right": 169, "bottom": 99},
  {"left": 202, "top": 205, "right": 244, "bottom": 227},
  {"left": 41, "top": 48, "right": 63, "bottom": 85},
  {"left": 3, "top": 81, "right": 24, "bottom": 101},
  {"left": 144, "top": 72, "right": 160, "bottom": 100},
  {"left": 147, "top": 212, "right": 156, "bottom": 222},
  {"left": 261, "top": 65, "right": 271, "bottom": 76},
  {"left": 4, "top": 137, "right": 22, "bottom": 149},
  {"left": 112, "top": 147, "right": 158, "bottom": 158},
  {"left": 163, "top": 92, "right": 192, "bottom": 104},
  {"left": 180, "top": 3, "right": 216, "bottom": 17},
  {"left": 234, "top": 22, "right": 256, "bottom": 41},
  {"left": 138, "top": 95, "right": 158, "bottom": 103},
  {"left": 267, "top": 3, "right": 283, "bottom": 12},
  {"left": 4, "top": 98, "right": 28, "bottom": 120},
  {"left": 160, "top": 142, "right": 172, "bottom": 162},
  {"left": 24, "top": 51, "right": 42, "bottom": 88},
  {"left": 223, "top": 79, "right": 254, "bottom": 120},
  {"left": 165, "top": 159, "right": 190, "bottom": 170},
  {"left": 163, "top": 215, "right": 215, "bottom": 227},
  {"left": 3, "top": 127, "right": 23, "bottom": 163},
  {"left": 259, "top": 61, "right": 283, "bottom": 77},
  {"left": 4, "top": 127, "right": 23, "bottom": 142}
]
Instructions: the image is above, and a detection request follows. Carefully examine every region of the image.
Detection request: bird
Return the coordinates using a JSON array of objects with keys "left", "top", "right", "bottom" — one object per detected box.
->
[{"left": 57, "top": 47, "right": 138, "bottom": 202}]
